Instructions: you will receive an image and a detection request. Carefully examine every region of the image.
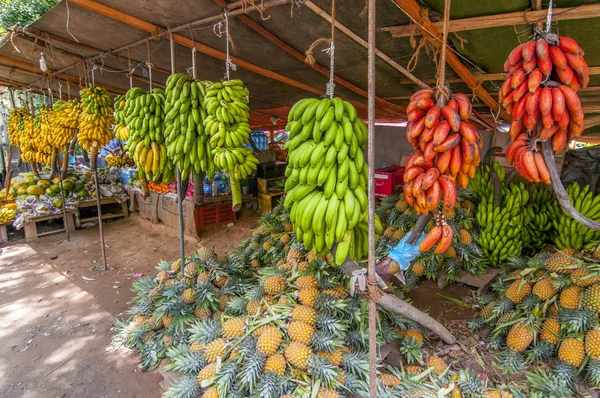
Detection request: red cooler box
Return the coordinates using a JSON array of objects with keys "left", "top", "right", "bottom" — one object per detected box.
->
[{"left": 375, "top": 166, "right": 405, "bottom": 198}]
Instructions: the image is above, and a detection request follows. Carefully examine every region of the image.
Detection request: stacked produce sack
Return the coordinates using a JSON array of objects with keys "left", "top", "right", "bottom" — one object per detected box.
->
[
  {"left": 113, "top": 94, "right": 130, "bottom": 141},
  {"left": 403, "top": 89, "right": 483, "bottom": 255},
  {"left": 123, "top": 87, "right": 175, "bottom": 184},
  {"left": 282, "top": 97, "right": 382, "bottom": 264},
  {"left": 205, "top": 79, "right": 258, "bottom": 208},
  {"left": 470, "top": 249, "right": 600, "bottom": 395},
  {"left": 500, "top": 34, "right": 589, "bottom": 181},
  {"left": 164, "top": 73, "right": 214, "bottom": 178},
  {"left": 78, "top": 85, "right": 115, "bottom": 162}
]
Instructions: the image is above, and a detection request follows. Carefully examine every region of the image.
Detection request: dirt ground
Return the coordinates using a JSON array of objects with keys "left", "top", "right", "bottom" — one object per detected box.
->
[
  {"left": 0, "top": 210, "right": 259, "bottom": 398},
  {"left": 0, "top": 207, "right": 483, "bottom": 398}
]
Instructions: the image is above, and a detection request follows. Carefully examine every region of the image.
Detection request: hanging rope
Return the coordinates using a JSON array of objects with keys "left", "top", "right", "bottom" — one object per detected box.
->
[
  {"left": 146, "top": 39, "right": 153, "bottom": 89},
  {"left": 214, "top": 10, "right": 237, "bottom": 81},
  {"left": 127, "top": 47, "right": 133, "bottom": 89},
  {"left": 325, "top": 0, "right": 336, "bottom": 99},
  {"left": 435, "top": 0, "right": 452, "bottom": 103},
  {"left": 545, "top": 0, "right": 554, "bottom": 33}
]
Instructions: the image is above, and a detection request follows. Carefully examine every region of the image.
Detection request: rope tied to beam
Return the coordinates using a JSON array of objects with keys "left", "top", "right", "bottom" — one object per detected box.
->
[
  {"left": 240, "top": 0, "right": 272, "bottom": 21},
  {"left": 127, "top": 47, "right": 133, "bottom": 89},
  {"left": 435, "top": 0, "right": 452, "bottom": 103},
  {"left": 146, "top": 39, "right": 153, "bottom": 89},
  {"left": 349, "top": 268, "right": 387, "bottom": 301},
  {"left": 214, "top": 10, "right": 237, "bottom": 81},
  {"left": 304, "top": 0, "right": 336, "bottom": 98}
]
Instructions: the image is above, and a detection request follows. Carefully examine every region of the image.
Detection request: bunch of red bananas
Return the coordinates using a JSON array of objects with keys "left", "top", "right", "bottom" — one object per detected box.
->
[
  {"left": 501, "top": 34, "right": 588, "bottom": 183},
  {"left": 404, "top": 89, "right": 482, "bottom": 215},
  {"left": 419, "top": 213, "right": 453, "bottom": 254}
]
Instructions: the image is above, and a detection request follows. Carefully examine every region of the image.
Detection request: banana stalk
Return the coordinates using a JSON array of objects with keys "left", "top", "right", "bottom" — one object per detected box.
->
[{"left": 231, "top": 177, "right": 242, "bottom": 212}]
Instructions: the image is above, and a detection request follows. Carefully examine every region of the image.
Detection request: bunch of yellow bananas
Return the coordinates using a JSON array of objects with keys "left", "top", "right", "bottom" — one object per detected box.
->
[
  {"left": 48, "top": 99, "right": 80, "bottom": 150},
  {"left": 18, "top": 108, "right": 53, "bottom": 165},
  {"left": 7, "top": 108, "right": 30, "bottom": 149},
  {"left": 78, "top": 86, "right": 114, "bottom": 151},
  {"left": 124, "top": 87, "right": 174, "bottom": 183},
  {"left": 114, "top": 94, "right": 130, "bottom": 141},
  {"left": 0, "top": 207, "right": 16, "bottom": 224},
  {"left": 164, "top": 73, "right": 214, "bottom": 178},
  {"left": 105, "top": 153, "right": 135, "bottom": 168}
]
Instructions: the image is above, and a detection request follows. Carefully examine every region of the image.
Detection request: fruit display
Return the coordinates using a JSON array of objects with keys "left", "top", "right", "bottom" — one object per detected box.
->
[
  {"left": 78, "top": 85, "right": 115, "bottom": 154},
  {"left": 18, "top": 107, "right": 53, "bottom": 165},
  {"left": 204, "top": 80, "right": 258, "bottom": 181},
  {"left": 553, "top": 183, "right": 600, "bottom": 250},
  {"left": 113, "top": 94, "right": 130, "bottom": 141},
  {"left": 470, "top": 250, "right": 600, "bottom": 394},
  {"left": 0, "top": 205, "right": 16, "bottom": 224},
  {"left": 47, "top": 99, "right": 80, "bottom": 149},
  {"left": 123, "top": 87, "right": 175, "bottom": 184},
  {"left": 522, "top": 185, "right": 559, "bottom": 254},
  {"left": 501, "top": 34, "right": 589, "bottom": 183},
  {"left": 7, "top": 107, "right": 30, "bottom": 150},
  {"left": 104, "top": 152, "right": 135, "bottom": 168},
  {"left": 377, "top": 192, "right": 488, "bottom": 289},
  {"left": 148, "top": 181, "right": 170, "bottom": 194},
  {"left": 164, "top": 73, "right": 214, "bottom": 178},
  {"left": 403, "top": 89, "right": 482, "bottom": 255},
  {"left": 282, "top": 96, "right": 382, "bottom": 264}
]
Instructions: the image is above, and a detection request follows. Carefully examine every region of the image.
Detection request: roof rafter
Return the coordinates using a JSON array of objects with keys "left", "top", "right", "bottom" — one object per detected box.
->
[
  {"left": 382, "top": 3, "right": 600, "bottom": 38},
  {"left": 390, "top": 0, "right": 509, "bottom": 120}
]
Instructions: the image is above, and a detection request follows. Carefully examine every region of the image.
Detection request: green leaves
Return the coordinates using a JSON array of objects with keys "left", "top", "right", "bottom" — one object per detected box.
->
[{"left": 0, "top": 0, "right": 59, "bottom": 34}]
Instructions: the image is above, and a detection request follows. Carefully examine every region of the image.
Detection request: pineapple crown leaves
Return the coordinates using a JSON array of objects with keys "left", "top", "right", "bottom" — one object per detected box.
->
[
  {"left": 525, "top": 339, "right": 556, "bottom": 362},
  {"left": 224, "top": 296, "right": 250, "bottom": 316},
  {"left": 525, "top": 368, "right": 574, "bottom": 398},
  {"left": 163, "top": 344, "right": 207, "bottom": 374},
  {"left": 558, "top": 308, "right": 597, "bottom": 335},
  {"left": 476, "top": 292, "right": 498, "bottom": 306},
  {"left": 189, "top": 319, "right": 222, "bottom": 345},
  {"left": 586, "top": 358, "right": 600, "bottom": 387},
  {"left": 156, "top": 259, "right": 172, "bottom": 272},
  {"left": 308, "top": 355, "right": 341, "bottom": 388},
  {"left": 131, "top": 276, "right": 156, "bottom": 296},
  {"left": 138, "top": 337, "right": 167, "bottom": 370},
  {"left": 162, "top": 374, "right": 201, "bottom": 398},
  {"left": 253, "top": 372, "right": 285, "bottom": 398},
  {"left": 245, "top": 285, "right": 266, "bottom": 302},
  {"left": 495, "top": 350, "right": 526, "bottom": 375},
  {"left": 214, "top": 361, "right": 239, "bottom": 398},
  {"left": 311, "top": 329, "right": 344, "bottom": 353},
  {"left": 237, "top": 349, "right": 266, "bottom": 392},
  {"left": 128, "top": 301, "right": 154, "bottom": 317},
  {"left": 314, "top": 294, "right": 348, "bottom": 318},
  {"left": 193, "top": 281, "right": 219, "bottom": 311},
  {"left": 342, "top": 350, "right": 370, "bottom": 379},
  {"left": 456, "top": 368, "right": 486, "bottom": 398},
  {"left": 316, "top": 314, "right": 349, "bottom": 337},
  {"left": 398, "top": 336, "right": 423, "bottom": 364}
]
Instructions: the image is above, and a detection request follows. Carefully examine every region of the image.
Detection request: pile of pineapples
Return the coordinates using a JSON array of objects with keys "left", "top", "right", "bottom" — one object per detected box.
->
[
  {"left": 377, "top": 192, "right": 488, "bottom": 290},
  {"left": 470, "top": 248, "right": 600, "bottom": 395}
]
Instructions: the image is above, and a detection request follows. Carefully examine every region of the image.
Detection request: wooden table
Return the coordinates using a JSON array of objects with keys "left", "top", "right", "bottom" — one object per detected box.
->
[{"left": 76, "top": 197, "right": 129, "bottom": 228}]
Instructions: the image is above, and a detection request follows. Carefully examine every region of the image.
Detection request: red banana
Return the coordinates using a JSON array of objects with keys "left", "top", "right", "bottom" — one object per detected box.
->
[
  {"left": 511, "top": 69, "right": 527, "bottom": 89},
  {"left": 412, "top": 173, "right": 425, "bottom": 196},
  {"left": 522, "top": 41, "right": 536, "bottom": 63},
  {"left": 424, "top": 141, "right": 436, "bottom": 161},
  {"left": 459, "top": 122, "right": 478, "bottom": 145},
  {"left": 436, "top": 150, "right": 452, "bottom": 174},
  {"left": 404, "top": 166, "right": 425, "bottom": 182},
  {"left": 500, "top": 77, "right": 513, "bottom": 97},
  {"left": 426, "top": 181, "right": 441, "bottom": 212},
  {"left": 448, "top": 145, "right": 462, "bottom": 176},
  {"left": 447, "top": 99, "right": 459, "bottom": 112},
  {"left": 433, "top": 225, "right": 453, "bottom": 254},
  {"left": 410, "top": 88, "right": 434, "bottom": 103},
  {"left": 424, "top": 106, "right": 441, "bottom": 129},
  {"left": 513, "top": 95, "right": 528, "bottom": 121},
  {"left": 539, "top": 87, "right": 553, "bottom": 116},
  {"left": 540, "top": 124, "right": 559, "bottom": 141},
  {"left": 523, "top": 55, "right": 537, "bottom": 73},
  {"left": 559, "top": 36, "right": 584, "bottom": 56},
  {"left": 420, "top": 226, "right": 442, "bottom": 252},
  {"left": 432, "top": 120, "right": 451, "bottom": 146},
  {"left": 454, "top": 93, "right": 472, "bottom": 122},
  {"left": 509, "top": 120, "right": 524, "bottom": 141},
  {"left": 408, "top": 109, "right": 425, "bottom": 122},
  {"left": 434, "top": 133, "right": 461, "bottom": 153},
  {"left": 559, "top": 85, "right": 582, "bottom": 115},
  {"left": 552, "top": 127, "right": 568, "bottom": 153},
  {"left": 528, "top": 69, "right": 543, "bottom": 94},
  {"left": 438, "top": 175, "right": 456, "bottom": 211},
  {"left": 408, "top": 117, "right": 426, "bottom": 138},
  {"left": 534, "top": 152, "right": 551, "bottom": 184},
  {"left": 536, "top": 39, "right": 549, "bottom": 61},
  {"left": 421, "top": 168, "right": 441, "bottom": 191},
  {"left": 404, "top": 179, "right": 415, "bottom": 205},
  {"left": 508, "top": 43, "right": 525, "bottom": 66},
  {"left": 558, "top": 110, "right": 570, "bottom": 130},
  {"left": 526, "top": 90, "right": 540, "bottom": 116},
  {"left": 538, "top": 57, "right": 553, "bottom": 77},
  {"left": 512, "top": 81, "right": 528, "bottom": 103},
  {"left": 422, "top": 126, "right": 435, "bottom": 143},
  {"left": 549, "top": 45, "right": 568, "bottom": 70},
  {"left": 541, "top": 112, "right": 555, "bottom": 129},
  {"left": 522, "top": 150, "right": 540, "bottom": 182},
  {"left": 552, "top": 88, "right": 566, "bottom": 121},
  {"left": 556, "top": 65, "right": 574, "bottom": 86},
  {"left": 416, "top": 98, "right": 435, "bottom": 110},
  {"left": 441, "top": 105, "right": 461, "bottom": 132}
]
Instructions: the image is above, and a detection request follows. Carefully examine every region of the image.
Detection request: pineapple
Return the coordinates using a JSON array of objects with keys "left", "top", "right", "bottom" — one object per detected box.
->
[
  {"left": 316, "top": 350, "right": 343, "bottom": 366},
  {"left": 184, "top": 262, "right": 197, "bottom": 277},
  {"left": 506, "top": 322, "right": 534, "bottom": 352},
  {"left": 571, "top": 268, "right": 600, "bottom": 287},
  {"left": 322, "top": 286, "right": 348, "bottom": 299},
  {"left": 190, "top": 341, "right": 204, "bottom": 353},
  {"left": 480, "top": 300, "right": 497, "bottom": 320},
  {"left": 539, "top": 317, "right": 560, "bottom": 345},
  {"left": 287, "top": 247, "right": 302, "bottom": 264},
  {"left": 306, "top": 249, "right": 318, "bottom": 263},
  {"left": 218, "top": 295, "right": 230, "bottom": 311},
  {"left": 288, "top": 321, "right": 314, "bottom": 345},
  {"left": 582, "top": 284, "right": 600, "bottom": 313},
  {"left": 251, "top": 259, "right": 261, "bottom": 268},
  {"left": 264, "top": 275, "right": 286, "bottom": 295},
  {"left": 586, "top": 328, "right": 600, "bottom": 359},
  {"left": 427, "top": 355, "right": 447, "bottom": 375},
  {"left": 197, "top": 362, "right": 218, "bottom": 382},
  {"left": 198, "top": 246, "right": 216, "bottom": 262},
  {"left": 291, "top": 305, "right": 317, "bottom": 325},
  {"left": 195, "top": 306, "right": 211, "bottom": 319},
  {"left": 147, "top": 315, "right": 163, "bottom": 330},
  {"left": 404, "top": 328, "right": 423, "bottom": 344},
  {"left": 277, "top": 296, "right": 291, "bottom": 305},
  {"left": 459, "top": 229, "right": 472, "bottom": 245},
  {"left": 257, "top": 326, "right": 283, "bottom": 356},
  {"left": 297, "top": 261, "right": 309, "bottom": 272},
  {"left": 247, "top": 300, "right": 263, "bottom": 315},
  {"left": 182, "top": 288, "right": 197, "bottom": 304},
  {"left": 395, "top": 199, "right": 409, "bottom": 212},
  {"left": 505, "top": 280, "right": 532, "bottom": 304},
  {"left": 284, "top": 342, "right": 312, "bottom": 370},
  {"left": 462, "top": 200, "right": 475, "bottom": 211},
  {"left": 163, "top": 334, "right": 172, "bottom": 347},
  {"left": 298, "top": 287, "right": 319, "bottom": 307},
  {"left": 379, "top": 373, "right": 402, "bottom": 386},
  {"left": 213, "top": 275, "right": 229, "bottom": 288},
  {"left": 276, "top": 260, "right": 292, "bottom": 272},
  {"left": 156, "top": 271, "right": 169, "bottom": 283},
  {"left": 484, "top": 390, "right": 502, "bottom": 398},
  {"left": 296, "top": 275, "right": 318, "bottom": 290},
  {"left": 202, "top": 387, "right": 219, "bottom": 398},
  {"left": 222, "top": 317, "right": 246, "bottom": 339},
  {"left": 263, "top": 240, "right": 273, "bottom": 251},
  {"left": 132, "top": 315, "right": 147, "bottom": 325},
  {"left": 264, "top": 353, "right": 286, "bottom": 376},
  {"left": 196, "top": 271, "right": 210, "bottom": 283},
  {"left": 532, "top": 276, "right": 557, "bottom": 300},
  {"left": 203, "top": 338, "right": 228, "bottom": 363},
  {"left": 545, "top": 249, "right": 578, "bottom": 273},
  {"left": 560, "top": 285, "right": 581, "bottom": 309},
  {"left": 283, "top": 221, "right": 293, "bottom": 232},
  {"left": 411, "top": 262, "right": 425, "bottom": 277},
  {"left": 558, "top": 338, "right": 585, "bottom": 367},
  {"left": 171, "top": 258, "right": 181, "bottom": 272},
  {"left": 392, "top": 229, "right": 406, "bottom": 241},
  {"left": 383, "top": 226, "right": 395, "bottom": 238},
  {"left": 280, "top": 233, "right": 291, "bottom": 244},
  {"left": 163, "top": 314, "right": 172, "bottom": 329},
  {"left": 316, "top": 388, "right": 340, "bottom": 398},
  {"left": 406, "top": 365, "right": 423, "bottom": 374}
]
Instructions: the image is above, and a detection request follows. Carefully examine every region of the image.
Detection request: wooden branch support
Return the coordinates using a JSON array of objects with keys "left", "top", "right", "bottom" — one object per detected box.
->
[{"left": 542, "top": 140, "right": 600, "bottom": 230}]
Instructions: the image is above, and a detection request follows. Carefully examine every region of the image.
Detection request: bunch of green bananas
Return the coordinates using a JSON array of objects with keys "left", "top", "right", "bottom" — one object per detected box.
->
[
  {"left": 164, "top": 73, "right": 213, "bottom": 178},
  {"left": 114, "top": 94, "right": 130, "bottom": 141},
  {"left": 204, "top": 79, "right": 257, "bottom": 179},
  {"left": 521, "top": 186, "right": 558, "bottom": 254},
  {"left": 467, "top": 160, "right": 506, "bottom": 202},
  {"left": 282, "top": 97, "right": 381, "bottom": 265},
  {"left": 553, "top": 183, "right": 600, "bottom": 250},
  {"left": 78, "top": 85, "right": 115, "bottom": 151},
  {"left": 124, "top": 87, "right": 174, "bottom": 184},
  {"left": 477, "top": 182, "right": 529, "bottom": 266}
]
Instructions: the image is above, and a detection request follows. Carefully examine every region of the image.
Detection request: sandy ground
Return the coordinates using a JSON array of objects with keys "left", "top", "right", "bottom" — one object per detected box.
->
[{"left": 0, "top": 210, "right": 259, "bottom": 398}]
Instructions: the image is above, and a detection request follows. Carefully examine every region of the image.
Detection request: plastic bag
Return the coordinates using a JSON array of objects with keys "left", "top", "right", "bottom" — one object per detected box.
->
[{"left": 387, "top": 232, "right": 425, "bottom": 271}]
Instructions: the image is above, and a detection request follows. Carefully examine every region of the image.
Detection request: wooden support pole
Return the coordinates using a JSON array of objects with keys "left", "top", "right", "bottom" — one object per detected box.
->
[
  {"left": 389, "top": 0, "right": 509, "bottom": 120},
  {"left": 382, "top": 3, "right": 600, "bottom": 37}
]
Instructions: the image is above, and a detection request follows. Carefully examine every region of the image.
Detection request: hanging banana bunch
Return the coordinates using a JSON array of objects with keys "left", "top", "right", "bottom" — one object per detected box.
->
[
  {"left": 78, "top": 85, "right": 115, "bottom": 165},
  {"left": 164, "top": 73, "right": 214, "bottom": 179},
  {"left": 114, "top": 94, "right": 130, "bottom": 141},
  {"left": 7, "top": 108, "right": 30, "bottom": 150},
  {"left": 123, "top": 87, "right": 175, "bottom": 184},
  {"left": 47, "top": 99, "right": 81, "bottom": 173}
]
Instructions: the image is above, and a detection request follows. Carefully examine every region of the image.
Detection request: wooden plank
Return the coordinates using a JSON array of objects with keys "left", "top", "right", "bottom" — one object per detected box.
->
[
  {"left": 390, "top": 0, "right": 509, "bottom": 120},
  {"left": 382, "top": 3, "right": 600, "bottom": 38},
  {"left": 214, "top": 0, "right": 407, "bottom": 116},
  {"left": 400, "top": 72, "right": 506, "bottom": 84}
]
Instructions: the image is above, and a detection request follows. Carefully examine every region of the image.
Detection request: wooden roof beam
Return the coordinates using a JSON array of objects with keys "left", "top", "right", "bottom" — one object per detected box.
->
[
  {"left": 390, "top": 0, "right": 509, "bottom": 120},
  {"left": 0, "top": 56, "right": 126, "bottom": 94},
  {"left": 382, "top": 3, "right": 600, "bottom": 38},
  {"left": 212, "top": 0, "right": 406, "bottom": 115},
  {"left": 67, "top": 0, "right": 399, "bottom": 117}
]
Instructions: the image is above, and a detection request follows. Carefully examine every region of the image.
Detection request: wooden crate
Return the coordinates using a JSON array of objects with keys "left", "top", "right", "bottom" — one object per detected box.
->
[
  {"left": 258, "top": 192, "right": 285, "bottom": 213},
  {"left": 257, "top": 177, "right": 285, "bottom": 195},
  {"left": 76, "top": 197, "right": 129, "bottom": 228},
  {"left": 24, "top": 212, "right": 75, "bottom": 241}
]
